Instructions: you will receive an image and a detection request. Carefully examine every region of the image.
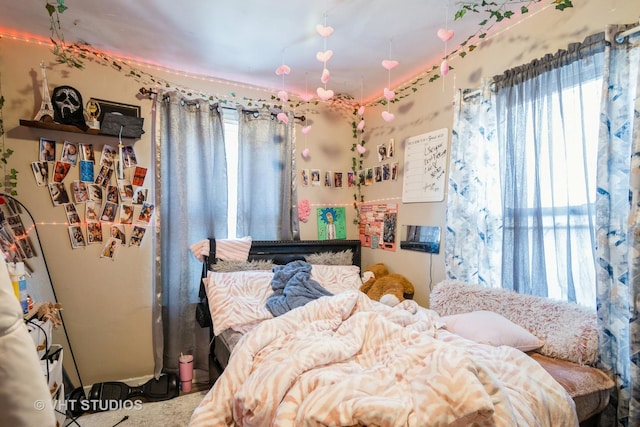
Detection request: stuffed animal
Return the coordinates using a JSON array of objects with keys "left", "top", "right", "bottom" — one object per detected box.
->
[{"left": 360, "top": 263, "right": 415, "bottom": 307}]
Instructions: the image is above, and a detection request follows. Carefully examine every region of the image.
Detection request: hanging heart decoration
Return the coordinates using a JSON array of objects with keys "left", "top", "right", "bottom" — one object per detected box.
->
[
  {"left": 317, "top": 87, "right": 334, "bottom": 101},
  {"left": 381, "top": 60, "right": 399, "bottom": 70},
  {"left": 356, "top": 144, "right": 366, "bottom": 154},
  {"left": 381, "top": 111, "right": 395, "bottom": 122},
  {"left": 316, "top": 24, "right": 334, "bottom": 37},
  {"left": 383, "top": 88, "right": 395, "bottom": 101},
  {"left": 300, "top": 93, "right": 314, "bottom": 102},
  {"left": 302, "top": 125, "right": 312, "bottom": 135},
  {"left": 357, "top": 105, "right": 365, "bottom": 116},
  {"left": 276, "top": 112, "right": 289, "bottom": 124},
  {"left": 277, "top": 90, "right": 289, "bottom": 102},
  {"left": 357, "top": 119, "right": 365, "bottom": 131},
  {"left": 440, "top": 60, "right": 450, "bottom": 76},
  {"left": 275, "top": 64, "right": 291, "bottom": 76},
  {"left": 302, "top": 148, "right": 311, "bottom": 158},
  {"left": 437, "top": 3, "right": 455, "bottom": 82},
  {"left": 321, "top": 68, "right": 330, "bottom": 84},
  {"left": 316, "top": 50, "right": 334, "bottom": 63},
  {"left": 437, "top": 28, "right": 454, "bottom": 42},
  {"left": 381, "top": 41, "right": 398, "bottom": 123},
  {"left": 316, "top": 14, "right": 334, "bottom": 102}
]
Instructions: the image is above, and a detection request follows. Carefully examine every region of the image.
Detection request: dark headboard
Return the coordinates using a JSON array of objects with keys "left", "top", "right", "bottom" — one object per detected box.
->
[
  {"left": 227, "top": 239, "right": 361, "bottom": 267},
  {"left": 198, "top": 239, "right": 362, "bottom": 313}
]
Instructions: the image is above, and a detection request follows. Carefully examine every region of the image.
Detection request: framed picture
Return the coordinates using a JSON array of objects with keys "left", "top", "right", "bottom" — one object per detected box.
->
[{"left": 91, "top": 98, "right": 141, "bottom": 123}]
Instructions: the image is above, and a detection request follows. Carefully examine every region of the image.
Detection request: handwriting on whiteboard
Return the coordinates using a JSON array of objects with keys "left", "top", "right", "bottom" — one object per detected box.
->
[{"left": 402, "top": 128, "right": 448, "bottom": 203}]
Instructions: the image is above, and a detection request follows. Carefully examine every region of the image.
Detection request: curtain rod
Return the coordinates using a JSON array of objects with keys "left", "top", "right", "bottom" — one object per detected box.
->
[
  {"left": 138, "top": 87, "right": 305, "bottom": 122},
  {"left": 616, "top": 20, "right": 640, "bottom": 43}
]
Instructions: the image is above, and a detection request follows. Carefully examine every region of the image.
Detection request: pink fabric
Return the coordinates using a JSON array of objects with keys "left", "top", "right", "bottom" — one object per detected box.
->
[
  {"left": 189, "top": 237, "right": 252, "bottom": 262},
  {"left": 189, "top": 292, "right": 578, "bottom": 426}
]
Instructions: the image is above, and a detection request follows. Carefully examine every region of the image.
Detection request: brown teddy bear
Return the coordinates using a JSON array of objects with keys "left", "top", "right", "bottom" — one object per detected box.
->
[{"left": 360, "top": 263, "right": 415, "bottom": 307}]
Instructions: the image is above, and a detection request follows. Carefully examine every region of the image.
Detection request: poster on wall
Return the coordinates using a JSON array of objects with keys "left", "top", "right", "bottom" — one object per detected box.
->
[
  {"left": 402, "top": 128, "right": 449, "bottom": 203},
  {"left": 358, "top": 203, "right": 398, "bottom": 251},
  {"left": 317, "top": 207, "right": 347, "bottom": 240}
]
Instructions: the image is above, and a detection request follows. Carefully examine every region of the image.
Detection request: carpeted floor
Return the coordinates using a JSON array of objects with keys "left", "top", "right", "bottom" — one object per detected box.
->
[{"left": 64, "top": 391, "right": 207, "bottom": 427}]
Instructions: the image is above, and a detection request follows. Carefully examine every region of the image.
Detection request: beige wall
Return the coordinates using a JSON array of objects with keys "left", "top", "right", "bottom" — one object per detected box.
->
[
  {"left": 0, "top": 0, "right": 637, "bottom": 384},
  {"left": 358, "top": 0, "right": 640, "bottom": 308}
]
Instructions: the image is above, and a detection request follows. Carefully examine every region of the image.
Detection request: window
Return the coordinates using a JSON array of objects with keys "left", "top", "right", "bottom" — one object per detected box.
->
[
  {"left": 514, "top": 78, "right": 602, "bottom": 306},
  {"left": 448, "top": 43, "right": 606, "bottom": 310},
  {"left": 222, "top": 108, "right": 238, "bottom": 237}
]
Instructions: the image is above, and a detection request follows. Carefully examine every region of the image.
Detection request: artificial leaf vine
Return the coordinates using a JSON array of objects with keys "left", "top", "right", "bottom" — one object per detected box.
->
[
  {"left": 0, "top": 73, "right": 17, "bottom": 196},
  {"left": 350, "top": 105, "right": 366, "bottom": 224},
  {"left": 40, "top": 0, "right": 574, "bottom": 223},
  {"left": 372, "top": 0, "right": 574, "bottom": 105}
]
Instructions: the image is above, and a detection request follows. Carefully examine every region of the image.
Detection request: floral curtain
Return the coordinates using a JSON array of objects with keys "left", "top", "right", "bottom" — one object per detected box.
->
[
  {"left": 446, "top": 81, "right": 502, "bottom": 287},
  {"left": 153, "top": 92, "right": 228, "bottom": 376},
  {"left": 236, "top": 108, "right": 299, "bottom": 240},
  {"left": 447, "top": 25, "right": 640, "bottom": 423},
  {"left": 595, "top": 24, "right": 640, "bottom": 426}
]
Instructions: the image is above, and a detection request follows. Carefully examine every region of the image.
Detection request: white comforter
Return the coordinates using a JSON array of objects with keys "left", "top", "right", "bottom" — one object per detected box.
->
[{"left": 189, "top": 291, "right": 578, "bottom": 427}]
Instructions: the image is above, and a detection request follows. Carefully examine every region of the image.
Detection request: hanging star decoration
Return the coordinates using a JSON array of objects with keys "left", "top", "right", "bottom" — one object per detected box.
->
[
  {"left": 381, "top": 42, "right": 398, "bottom": 122},
  {"left": 316, "top": 15, "right": 334, "bottom": 101},
  {"left": 275, "top": 60, "right": 291, "bottom": 124}
]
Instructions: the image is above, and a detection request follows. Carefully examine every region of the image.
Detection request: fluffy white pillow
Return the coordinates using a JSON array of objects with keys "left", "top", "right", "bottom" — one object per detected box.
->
[{"left": 440, "top": 310, "right": 543, "bottom": 352}]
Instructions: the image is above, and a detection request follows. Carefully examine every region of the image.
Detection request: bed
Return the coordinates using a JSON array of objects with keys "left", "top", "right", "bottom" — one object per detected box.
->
[
  {"left": 196, "top": 239, "right": 363, "bottom": 380},
  {"left": 191, "top": 239, "right": 579, "bottom": 426}
]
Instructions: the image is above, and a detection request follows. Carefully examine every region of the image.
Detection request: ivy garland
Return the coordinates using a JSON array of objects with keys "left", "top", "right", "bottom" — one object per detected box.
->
[
  {"left": 44, "top": 0, "right": 573, "bottom": 110},
  {"left": 0, "top": 73, "right": 17, "bottom": 196},
  {"left": 351, "top": 0, "right": 573, "bottom": 223}
]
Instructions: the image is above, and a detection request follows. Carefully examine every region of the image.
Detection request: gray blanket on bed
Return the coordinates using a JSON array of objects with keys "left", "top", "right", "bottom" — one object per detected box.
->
[{"left": 266, "top": 260, "right": 333, "bottom": 316}]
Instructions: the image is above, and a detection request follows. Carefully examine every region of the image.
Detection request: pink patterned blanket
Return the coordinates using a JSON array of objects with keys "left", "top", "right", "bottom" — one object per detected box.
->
[{"left": 189, "top": 292, "right": 578, "bottom": 426}]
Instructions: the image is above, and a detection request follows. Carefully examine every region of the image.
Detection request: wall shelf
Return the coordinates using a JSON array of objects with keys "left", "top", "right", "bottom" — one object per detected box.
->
[{"left": 19, "top": 119, "right": 139, "bottom": 139}]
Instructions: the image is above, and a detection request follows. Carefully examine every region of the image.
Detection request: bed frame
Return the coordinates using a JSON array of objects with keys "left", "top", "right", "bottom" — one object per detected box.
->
[{"left": 197, "top": 239, "right": 362, "bottom": 383}]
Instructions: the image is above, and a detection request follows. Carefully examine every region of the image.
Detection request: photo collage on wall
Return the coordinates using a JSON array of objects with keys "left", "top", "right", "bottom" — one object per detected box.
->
[
  {"left": 31, "top": 137, "right": 152, "bottom": 259},
  {"left": 299, "top": 138, "right": 398, "bottom": 189},
  {"left": 0, "top": 197, "right": 36, "bottom": 266}
]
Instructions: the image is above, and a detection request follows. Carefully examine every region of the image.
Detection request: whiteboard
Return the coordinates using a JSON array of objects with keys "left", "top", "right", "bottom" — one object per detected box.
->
[{"left": 402, "top": 128, "right": 449, "bottom": 203}]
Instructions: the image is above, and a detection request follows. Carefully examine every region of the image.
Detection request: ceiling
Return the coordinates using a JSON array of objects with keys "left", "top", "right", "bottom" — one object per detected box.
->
[{"left": 0, "top": 0, "right": 542, "bottom": 103}]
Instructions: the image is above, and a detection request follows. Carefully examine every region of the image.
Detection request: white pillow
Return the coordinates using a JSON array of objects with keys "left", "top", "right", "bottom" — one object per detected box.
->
[
  {"left": 440, "top": 310, "right": 543, "bottom": 352},
  {"left": 206, "top": 270, "right": 274, "bottom": 336},
  {"left": 310, "top": 264, "right": 362, "bottom": 294}
]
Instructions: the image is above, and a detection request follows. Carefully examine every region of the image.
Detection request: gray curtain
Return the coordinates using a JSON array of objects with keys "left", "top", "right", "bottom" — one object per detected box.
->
[
  {"left": 153, "top": 92, "right": 227, "bottom": 376},
  {"left": 236, "top": 108, "right": 299, "bottom": 240},
  {"left": 492, "top": 33, "right": 605, "bottom": 304},
  {"left": 447, "top": 34, "right": 605, "bottom": 308}
]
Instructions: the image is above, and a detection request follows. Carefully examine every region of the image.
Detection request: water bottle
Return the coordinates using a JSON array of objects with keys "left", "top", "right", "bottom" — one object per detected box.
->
[{"left": 8, "top": 262, "right": 28, "bottom": 315}]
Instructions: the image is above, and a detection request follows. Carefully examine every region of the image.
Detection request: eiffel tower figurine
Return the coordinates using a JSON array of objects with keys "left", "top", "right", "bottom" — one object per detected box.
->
[{"left": 34, "top": 62, "right": 55, "bottom": 121}]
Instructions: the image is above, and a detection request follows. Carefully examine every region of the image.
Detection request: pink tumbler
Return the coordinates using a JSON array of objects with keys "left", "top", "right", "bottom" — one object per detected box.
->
[{"left": 179, "top": 353, "right": 194, "bottom": 393}]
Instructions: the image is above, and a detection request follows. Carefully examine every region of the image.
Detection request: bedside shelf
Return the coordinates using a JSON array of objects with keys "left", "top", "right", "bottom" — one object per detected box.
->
[{"left": 19, "top": 119, "right": 139, "bottom": 139}]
